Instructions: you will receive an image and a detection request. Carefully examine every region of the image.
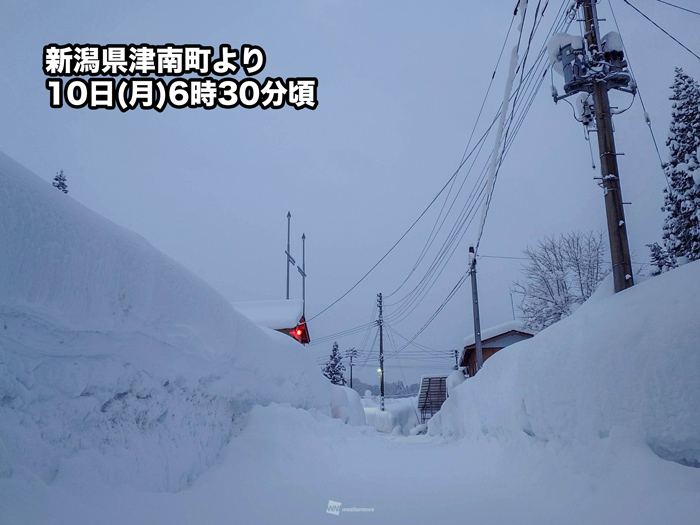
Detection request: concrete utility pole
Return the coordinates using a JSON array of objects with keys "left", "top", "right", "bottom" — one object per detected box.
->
[
  {"left": 581, "top": 0, "right": 634, "bottom": 292},
  {"left": 377, "top": 293, "right": 385, "bottom": 411},
  {"left": 346, "top": 348, "right": 357, "bottom": 389},
  {"left": 285, "top": 212, "right": 295, "bottom": 300},
  {"left": 297, "top": 233, "right": 307, "bottom": 314},
  {"left": 469, "top": 246, "right": 484, "bottom": 373}
]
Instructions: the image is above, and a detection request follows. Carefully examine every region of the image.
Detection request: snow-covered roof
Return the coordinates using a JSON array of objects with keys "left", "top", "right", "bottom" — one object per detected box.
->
[
  {"left": 231, "top": 299, "right": 304, "bottom": 330},
  {"left": 419, "top": 374, "right": 449, "bottom": 381},
  {"left": 463, "top": 320, "right": 534, "bottom": 348}
]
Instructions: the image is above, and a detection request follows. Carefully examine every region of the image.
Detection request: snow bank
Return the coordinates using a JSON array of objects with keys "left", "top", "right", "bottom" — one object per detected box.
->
[
  {"left": 446, "top": 368, "right": 467, "bottom": 395},
  {"left": 362, "top": 396, "right": 419, "bottom": 435},
  {"left": 364, "top": 407, "right": 397, "bottom": 434},
  {"left": 430, "top": 263, "right": 700, "bottom": 468},
  {"left": 330, "top": 385, "right": 366, "bottom": 426},
  {"left": 0, "top": 151, "right": 330, "bottom": 492}
]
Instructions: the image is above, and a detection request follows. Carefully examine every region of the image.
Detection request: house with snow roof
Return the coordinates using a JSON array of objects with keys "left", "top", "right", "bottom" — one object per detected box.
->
[
  {"left": 460, "top": 320, "right": 534, "bottom": 376},
  {"left": 232, "top": 299, "right": 310, "bottom": 344}
]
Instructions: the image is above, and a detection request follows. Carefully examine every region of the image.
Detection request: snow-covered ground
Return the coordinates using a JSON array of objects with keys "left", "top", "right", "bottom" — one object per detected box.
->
[{"left": 1, "top": 151, "right": 699, "bottom": 524}]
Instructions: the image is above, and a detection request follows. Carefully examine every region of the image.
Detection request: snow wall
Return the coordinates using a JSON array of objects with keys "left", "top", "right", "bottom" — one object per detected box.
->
[
  {"left": 0, "top": 151, "right": 330, "bottom": 492},
  {"left": 330, "top": 384, "right": 366, "bottom": 426},
  {"left": 430, "top": 263, "right": 700, "bottom": 468}
]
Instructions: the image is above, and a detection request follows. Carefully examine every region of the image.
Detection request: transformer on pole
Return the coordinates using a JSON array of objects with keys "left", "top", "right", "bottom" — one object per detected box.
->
[{"left": 548, "top": 0, "right": 635, "bottom": 293}]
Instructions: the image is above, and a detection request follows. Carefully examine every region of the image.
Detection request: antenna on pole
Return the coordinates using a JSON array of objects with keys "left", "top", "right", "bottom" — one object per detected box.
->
[
  {"left": 297, "top": 233, "right": 307, "bottom": 314},
  {"left": 285, "top": 212, "right": 295, "bottom": 300}
]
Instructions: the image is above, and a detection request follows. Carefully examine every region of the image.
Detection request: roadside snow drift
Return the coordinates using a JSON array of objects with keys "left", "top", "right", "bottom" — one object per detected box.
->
[
  {"left": 330, "top": 385, "right": 366, "bottom": 426},
  {"left": 430, "top": 263, "right": 700, "bottom": 468},
  {"left": 0, "top": 151, "right": 330, "bottom": 493}
]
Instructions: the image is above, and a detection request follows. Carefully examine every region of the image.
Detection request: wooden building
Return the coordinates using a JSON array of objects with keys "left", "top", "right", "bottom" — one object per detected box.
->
[
  {"left": 460, "top": 321, "right": 533, "bottom": 376},
  {"left": 232, "top": 299, "right": 310, "bottom": 344}
]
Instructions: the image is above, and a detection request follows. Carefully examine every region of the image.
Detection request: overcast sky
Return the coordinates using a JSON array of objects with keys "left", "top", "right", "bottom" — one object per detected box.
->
[{"left": 2, "top": 0, "right": 699, "bottom": 384}]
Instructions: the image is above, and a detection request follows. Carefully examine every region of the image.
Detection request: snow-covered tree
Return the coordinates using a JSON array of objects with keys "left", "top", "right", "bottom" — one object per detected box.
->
[
  {"left": 647, "top": 242, "right": 675, "bottom": 275},
  {"left": 323, "top": 342, "right": 346, "bottom": 385},
  {"left": 53, "top": 170, "right": 68, "bottom": 194},
  {"left": 513, "top": 231, "right": 609, "bottom": 332},
  {"left": 659, "top": 68, "right": 700, "bottom": 263}
]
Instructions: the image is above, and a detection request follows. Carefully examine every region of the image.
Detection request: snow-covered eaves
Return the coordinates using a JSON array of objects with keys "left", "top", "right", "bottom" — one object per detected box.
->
[
  {"left": 462, "top": 320, "right": 534, "bottom": 348},
  {"left": 232, "top": 299, "right": 304, "bottom": 330}
]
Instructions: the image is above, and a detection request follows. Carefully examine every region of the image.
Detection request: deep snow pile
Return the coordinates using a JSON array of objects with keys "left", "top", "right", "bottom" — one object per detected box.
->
[
  {"left": 330, "top": 385, "right": 366, "bottom": 426},
  {"left": 0, "top": 151, "right": 330, "bottom": 492},
  {"left": 430, "top": 263, "right": 700, "bottom": 468},
  {"left": 362, "top": 395, "right": 419, "bottom": 435}
]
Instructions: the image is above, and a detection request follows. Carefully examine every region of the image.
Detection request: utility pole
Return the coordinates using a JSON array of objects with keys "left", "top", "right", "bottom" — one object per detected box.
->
[
  {"left": 377, "top": 293, "right": 384, "bottom": 411},
  {"left": 297, "top": 233, "right": 307, "bottom": 314},
  {"left": 285, "top": 212, "right": 295, "bottom": 300},
  {"left": 551, "top": 1, "right": 635, "bottom": 293},
  {"left": 581, "top": 0, "right": 634, "bottom": 293},
  {"left": 469, "top": 247, "right": 484, "bottom": 373},
  {"left": 346, "top": 348, "right": 357, "bottom": 389}
]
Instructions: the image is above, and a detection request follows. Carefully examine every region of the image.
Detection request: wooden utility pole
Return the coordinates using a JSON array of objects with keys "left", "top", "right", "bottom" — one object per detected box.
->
[
  {"left": 469, "top": 247, "right": 484, "bottom": 372},
  {"left": 377, "top": 293, "right": 385, "bottom": 411},
  {"left": 581, "top": 0, "right": 634, "bottom": 292}
]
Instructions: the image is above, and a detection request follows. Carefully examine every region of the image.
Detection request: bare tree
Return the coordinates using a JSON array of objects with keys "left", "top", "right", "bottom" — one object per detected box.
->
[{"left": 512, "top": 231, "right": 609, "bottom": 332}]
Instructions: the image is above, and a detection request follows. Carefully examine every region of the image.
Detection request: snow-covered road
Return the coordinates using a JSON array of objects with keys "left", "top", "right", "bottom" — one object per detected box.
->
[
  {"left": 2, "top": 151, "right": 699, "bottom": 525},
  {"left": 7, "top": 403, "right": 698, "bottom": 525}
]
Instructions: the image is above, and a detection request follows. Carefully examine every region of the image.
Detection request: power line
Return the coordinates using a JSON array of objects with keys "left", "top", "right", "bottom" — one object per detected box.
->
[
  {"left": 306, "top": 126, "right": 497, "bottom": 323},
  {"left": 606, "top": 0, "right": 672, "bottom": 191},
  {"left": 309, "top": 3, "right": 571, "bottom": 323},
  {"left": 622, "top": 0, "right": 700, "bottom": 61},
  {"left": 385, "top": 14, "right": 518, "bottom": 300},
  {"left": 386, "top": 272, "right": 469, "bottom": 359},
  {"left": 478, "top": 254, "right": 529, "bottom": 260},
  {"left": 384, "top": 6, "right": 572, "bottom": 323},
  {"left": 385, "top": 3, "right": 575, "bottom": 355},
  {"left": 654, "top": 0, "right": 700, "bottom": 17},
  {"left": 312, "top": 2, "right": 572, "bottom": 344},
  {"left": 309, "top": 322, "right": 376, "bottom": 346}
]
